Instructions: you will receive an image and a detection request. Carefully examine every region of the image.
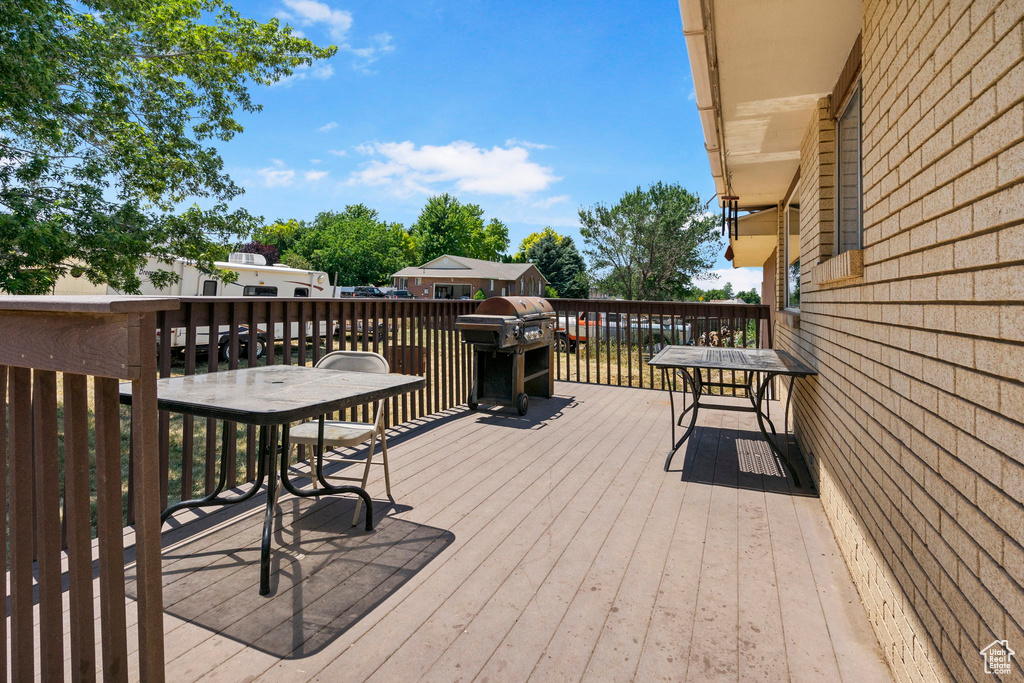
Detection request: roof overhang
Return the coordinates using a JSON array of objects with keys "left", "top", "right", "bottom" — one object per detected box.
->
[
  {"left": 678, "top": 0, "right": 860, "bottom": 209},
  {"left": 729, "top": 208, "right": 777, "bottom": 267}
]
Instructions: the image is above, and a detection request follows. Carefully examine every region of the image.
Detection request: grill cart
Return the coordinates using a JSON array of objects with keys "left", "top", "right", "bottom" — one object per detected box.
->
[{"left": 455, "top": 296, "right": 556, "bottom": 415}]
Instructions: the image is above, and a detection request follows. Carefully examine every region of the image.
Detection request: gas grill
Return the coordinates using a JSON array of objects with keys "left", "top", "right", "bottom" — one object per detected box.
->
[{"left": 455, "top": 296, "right": 555, "bottom": 415}]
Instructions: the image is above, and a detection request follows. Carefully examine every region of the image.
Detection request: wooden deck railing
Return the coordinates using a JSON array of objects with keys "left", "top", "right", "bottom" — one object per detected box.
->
[
  {"left": 148, "top": 296, "right": 771, "bottom": 513},
  {"left": 0, "top": 295, "right": 175, "bottom": 683},
  {"left": 151, "top": 298, "right": 477, "bottom": 512},
  {"left": 0, "top": 293, "right": 772, "bottom": 680},
  {"left": 548, "top": 299, "right": 772, "bottom": 391}
]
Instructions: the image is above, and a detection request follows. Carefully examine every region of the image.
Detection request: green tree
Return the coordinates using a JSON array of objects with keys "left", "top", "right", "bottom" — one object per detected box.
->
[
  {"left": 253, "top": 219, "right": 311, "bottom": 257},
  {"left": 479, "top": 218, "right": 510, "bottom": 262},
  {"left": 292, "top": 205, "right": 412, "bottom": 286},
  {"left": 473, "top": 288, "right": 486, "bottom": 300},
  {"left": 514, "top": 227, "right": 562, "bottom": 261},
  {"left": 578, "top": 182, "right": 720, "bottom": 301},
  {"left": 410, "top": 194, "right": 509, "bottom": 262},
  {"left": 736, "top": 288, "right": 761, "bottom": 304},
  {"left": 0, "top": 0, "right": 334, "bottom": 294},
  {"left": 525, "top": 232, "right": 588, "bottom": 299}
]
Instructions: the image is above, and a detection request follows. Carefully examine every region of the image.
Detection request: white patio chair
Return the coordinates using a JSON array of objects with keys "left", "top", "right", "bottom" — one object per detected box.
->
[{"left": 288, "top": 350, "right": 392, "bottom": 526}]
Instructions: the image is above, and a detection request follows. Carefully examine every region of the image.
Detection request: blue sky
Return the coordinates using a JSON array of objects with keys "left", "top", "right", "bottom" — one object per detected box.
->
[{"left": 220, "top": 0, "right": 761, "bottom": 292}]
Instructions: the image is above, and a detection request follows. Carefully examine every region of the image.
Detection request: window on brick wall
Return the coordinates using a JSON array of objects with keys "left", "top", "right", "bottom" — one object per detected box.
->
[
  {"left": 835, "top": 82, "right": 862, "bottom": 254},
  {"left": 785, "top": 204, "right": 801, "bottom": 310}
]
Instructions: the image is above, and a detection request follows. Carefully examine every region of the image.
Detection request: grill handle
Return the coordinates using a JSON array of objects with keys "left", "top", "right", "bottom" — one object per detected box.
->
[{"left": 457, "top": 322, "right": 508, "bottom": 331}]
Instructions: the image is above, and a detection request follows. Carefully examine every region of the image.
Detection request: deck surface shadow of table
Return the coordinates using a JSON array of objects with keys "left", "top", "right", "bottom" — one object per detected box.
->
[{"left": 127, "top": 495, "right": 454, "bottom": 659}]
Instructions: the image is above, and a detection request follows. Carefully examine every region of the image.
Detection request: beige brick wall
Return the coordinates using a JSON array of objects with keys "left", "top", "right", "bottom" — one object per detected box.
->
[{"left": 774, "top": 0, "right": 1024, "bottom": 681}]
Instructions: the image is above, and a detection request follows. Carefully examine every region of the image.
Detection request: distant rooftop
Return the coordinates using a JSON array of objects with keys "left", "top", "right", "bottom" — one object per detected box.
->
[{"left": 392, "top": 255, "right": 547, "bottom": 283}]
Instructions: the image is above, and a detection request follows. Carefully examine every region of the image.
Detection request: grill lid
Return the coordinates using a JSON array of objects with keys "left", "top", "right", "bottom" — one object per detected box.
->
[{"left": 474, "top": 296, "right": 553, "bottom": 319}]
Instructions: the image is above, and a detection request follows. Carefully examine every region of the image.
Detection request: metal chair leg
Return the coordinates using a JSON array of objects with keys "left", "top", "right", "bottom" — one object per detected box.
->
[
  {"left": 380, "top": 428, "right": 392, "bottom": 498},
  {"left": 352, "top": 432, "right": 377, "bottom": 526}
]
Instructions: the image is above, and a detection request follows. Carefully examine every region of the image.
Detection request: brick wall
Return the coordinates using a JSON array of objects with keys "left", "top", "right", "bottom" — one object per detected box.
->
[{"left": 774, "top": 0, "right": 1024, "bottom": 681}]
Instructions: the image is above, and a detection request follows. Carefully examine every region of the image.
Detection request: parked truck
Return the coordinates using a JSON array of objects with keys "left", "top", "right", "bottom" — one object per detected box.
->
[{"left": 555, "top": 311, "right": 692, "bottom": 352}]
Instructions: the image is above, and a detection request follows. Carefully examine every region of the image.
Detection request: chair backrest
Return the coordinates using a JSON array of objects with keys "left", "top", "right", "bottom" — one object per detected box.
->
[{"left": 315, "top": 350, "right": 390, "bottom": 374}]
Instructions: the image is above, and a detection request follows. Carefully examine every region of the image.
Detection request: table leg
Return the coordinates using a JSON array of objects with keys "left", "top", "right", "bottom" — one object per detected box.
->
[
  {"left": 753, "top": 373, "right": 802, "bottom": 488},
  {"left": 664, "top": 367, "right": 701, "bottom": 471},
  {"left": 278, "top": 422, "right": 375, "bottom": 531},
  {"left": 160, "top": 421, "right": 267, "bottom": 525},
  {"left": 259, "top": 425, "right": 279, "bottom": 596}
]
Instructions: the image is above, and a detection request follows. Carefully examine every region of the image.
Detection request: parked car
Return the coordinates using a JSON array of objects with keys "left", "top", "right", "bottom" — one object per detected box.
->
[
  {"left": 556, "top": 311, "right": 692, "bottom": 352},
  {"left": 354, "top": 286, "right": 385, "bottom": 298},
  {"left": 389, "top": 289, "right": 414, "bottom": 299}
]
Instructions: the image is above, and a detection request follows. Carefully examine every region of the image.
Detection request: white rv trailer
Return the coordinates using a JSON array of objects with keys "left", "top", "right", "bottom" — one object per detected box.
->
[{"left": 112, "top": 253, "right": 335, "bottom": 359}]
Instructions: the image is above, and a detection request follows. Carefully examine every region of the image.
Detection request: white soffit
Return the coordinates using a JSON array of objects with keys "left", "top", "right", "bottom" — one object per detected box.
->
[
  {"left": 712, "top": 0, "right": 860, "bottom": 208},
  {"left": 730, "top": 208, "right": 777, "bottom": 267}
]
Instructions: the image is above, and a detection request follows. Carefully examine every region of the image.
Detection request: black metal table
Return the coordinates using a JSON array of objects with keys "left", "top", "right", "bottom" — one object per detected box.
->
[
  {"left": 120, "top": 365, "right": 425, "bottom": 595},
  {"left": 648, "top": 346, "right": 817, "bottom": 487}
]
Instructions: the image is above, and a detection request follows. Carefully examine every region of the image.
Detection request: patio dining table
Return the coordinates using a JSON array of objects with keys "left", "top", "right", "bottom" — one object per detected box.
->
[
  {"left": 648, "top": 346, "right": 817, "bottom": 488},
  {"left": 120, "top": 364, "right": 425, "bottom": 595}
]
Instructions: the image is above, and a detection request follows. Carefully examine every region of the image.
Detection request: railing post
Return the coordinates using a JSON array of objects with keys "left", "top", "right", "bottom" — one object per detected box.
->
[
  {"left": 0, "top": 295, "right": 177, "bottom": 682},
  {"left": 132, "top": 311, "right": 166, "bottom": 683}
]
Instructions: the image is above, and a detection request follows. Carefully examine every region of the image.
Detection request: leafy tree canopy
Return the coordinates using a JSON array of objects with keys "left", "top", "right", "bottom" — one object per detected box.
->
[
  {"left": 514, "top": 227, "right": 562, "bottom": 261},
  {"left": 253, "top": 218, "right": 310, "bottom": 256},
  {"left": 736, "top": 288, "right": 761, "bottom": 304},
  {"left": 0, "top": 0, "right": 334, "bottom": 293},
  {"left": 410, "top": 194, "right": 509, "bottom": 263},
  {"left": 524, "top": 231, "right": 588, "bottom": 299},
  {"left": 237, "top": 241, "right": 279, "bottom": 266},
  {"left": 291, "top": 204, "right": 412, "bottom": 286},
  {"left": 578, "top": 182, "right": 720, "bottom": 301},
  {"left": 681, "top": 283, "right": 760, "bottom": 303}
]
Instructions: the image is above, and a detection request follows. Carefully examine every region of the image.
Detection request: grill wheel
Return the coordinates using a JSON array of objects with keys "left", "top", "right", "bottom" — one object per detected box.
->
[{"left": 516, "top": 392, "right": 529, "bottom": 416}]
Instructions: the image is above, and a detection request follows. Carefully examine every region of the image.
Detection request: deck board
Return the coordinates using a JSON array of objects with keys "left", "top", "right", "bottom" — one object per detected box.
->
[{"left": 28, "top": 381, "right": 891, "bottom": 682}]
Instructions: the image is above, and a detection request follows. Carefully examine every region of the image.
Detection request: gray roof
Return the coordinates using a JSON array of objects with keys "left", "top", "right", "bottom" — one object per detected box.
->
[{"left": 392, "top": 255, "right": 547, "bottom": 283}]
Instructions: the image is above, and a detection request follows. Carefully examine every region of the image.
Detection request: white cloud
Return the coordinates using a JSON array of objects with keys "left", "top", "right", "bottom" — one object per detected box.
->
[
  {"left": 272, "top": 62, "right": 335, "bottom": 87},
  {"left": 505, "top": 138, "right": 552, "bottom": 150},
  {"left": 310, "top": 158, "right": 323, "bottom": 164},
  {"left": 327, "top": 149, "right": 348, "bottom": 156},
  {"left": 277, "top": 2, "right": 394, "bottom": 72},
  {"left": 311, "top": 64, "right": 334, "bottom": 79},
  {"left": 254, "top": 159, "right": 330, "bottom": 187},
  {"left": 347, "top": 33, "right": 395, "bottom": 71},
  {"left": 691, "top": 267, "right": 763, "bottom": 294},
  {"left": 319, "top": 121, "right": 338, "bottom": 133},
  {"left": 532, "top": 194, "right": 570, "bottom": 209},
  {"left": 258, "top": 163, "right": 296, "bottom": 187},
  {"left": 348, "top": 140, "right": 560, "bottom": 197},
  {"left": 281, "top": 0, "right": 352, "bottom": 39}
]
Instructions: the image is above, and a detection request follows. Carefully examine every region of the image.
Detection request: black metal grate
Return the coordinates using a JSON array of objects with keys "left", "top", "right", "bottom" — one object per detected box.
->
[{"left": 702, "top": 348, "right": 752, "bottom": 365}]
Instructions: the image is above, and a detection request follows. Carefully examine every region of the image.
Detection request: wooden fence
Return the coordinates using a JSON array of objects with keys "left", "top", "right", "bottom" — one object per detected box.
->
[{"left": 0, "top": 296, "right": 173, "bottom": 683}]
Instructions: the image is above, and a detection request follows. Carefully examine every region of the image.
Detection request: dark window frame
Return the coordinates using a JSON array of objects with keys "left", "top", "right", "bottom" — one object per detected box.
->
[
  {"left": 243, "top": 285, "right": 278, "bottom": 297},
  {"left": 834, "top": 81, "right": 863, "bottom": 254}
]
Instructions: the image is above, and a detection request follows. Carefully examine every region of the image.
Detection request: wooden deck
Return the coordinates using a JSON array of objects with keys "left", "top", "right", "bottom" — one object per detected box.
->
[{"left": 92, "top": 382, "right": 889, "bottom": 681}]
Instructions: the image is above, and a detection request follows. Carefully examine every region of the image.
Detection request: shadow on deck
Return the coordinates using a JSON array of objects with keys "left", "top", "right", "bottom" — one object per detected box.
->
[
  {"left": 46, "top": 381, "right": 890, "bottom": 681},
  {"left": 128, "top": 497, "right": 453, "bottom": 659}
]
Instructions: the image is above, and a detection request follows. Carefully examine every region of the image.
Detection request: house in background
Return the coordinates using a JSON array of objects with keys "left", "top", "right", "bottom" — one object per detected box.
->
[
  {"left": 392, "top": 255, "right": 547, "bottom": 299},
  {"left": 681, "top": 0, "right": 1024, "bottom": 680}
]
